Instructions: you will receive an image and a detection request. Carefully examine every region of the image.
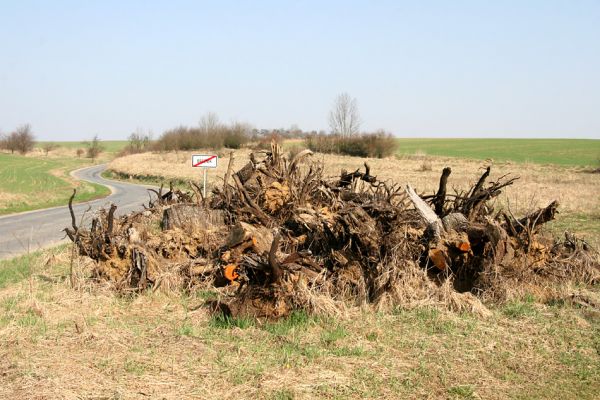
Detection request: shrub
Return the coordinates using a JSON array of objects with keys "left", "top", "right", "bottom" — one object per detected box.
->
[
  {"left": 121, "top": 131, "right": 152, "bottom": 155},
  {"left": 86, "top": 135, "right": 104, "bottom": 161},
  {"left": 155, "top": 114, "right": 251, "bottom": 151},
  {"left": 252, "top": 132, "right": 282, "bottom": 150},
  {"left": 305, "top": 131, "right": 396, "bottom": 158},
  {"left": 222, "top": 122, "right": 251, "bottom": 149},
  {"left": 305, "top": 133, "right": 339, "bottom": 154},
  {"left": 42, "top": 142, "right": 58, "bottom": 156},
  {"left": 361, "top": 130, "right": 397, "bottom": 158},
  {"left": 5, "top": 124, "right": 35, "bottom": 154},
  {"left": 418, "top": 160, "right": 433, "bottom": 171}
]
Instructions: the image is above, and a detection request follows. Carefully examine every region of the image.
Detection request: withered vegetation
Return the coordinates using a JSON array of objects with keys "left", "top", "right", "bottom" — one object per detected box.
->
[{"left": 65, "top": 143, "right": 599, "bottom": 318}]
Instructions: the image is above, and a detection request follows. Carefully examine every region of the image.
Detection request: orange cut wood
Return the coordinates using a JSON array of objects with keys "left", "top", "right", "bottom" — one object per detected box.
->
[
  {"left": 429, "top": 248, "right": 447, "bottom": 270},
  {"left": 224, "top": 264, "right": 239, "bottom": 282},
  {"left": 457, "top": 241, "right": 471, "bottom": 252}
]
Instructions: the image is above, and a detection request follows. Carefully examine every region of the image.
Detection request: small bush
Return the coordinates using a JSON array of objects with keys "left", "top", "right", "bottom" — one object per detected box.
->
[
  {"left": 86, "top": 135, "right": 104, "bottom": 161},
  {"left": 305, "top": 133, "right": 338, "bottom": 154},
  {"left": 120, "top": 131, "right": 152, "bottom": 155},
  {"left": 305, "top": 131, "right": 396, "bottom": 158},
  {"left": 223, "top": 122, "right": 251, "bottom": 149},
  {"left": 251, "top": 132, "right": 282, "bottom": 151},
  {"left": 419, "top": 160, "right": 432, "bottom": 171}
]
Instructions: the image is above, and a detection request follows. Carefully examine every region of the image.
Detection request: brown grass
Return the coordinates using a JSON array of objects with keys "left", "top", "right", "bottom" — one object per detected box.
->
[{"left": 1, "top": 247, "right": 598, "bottom": 399}]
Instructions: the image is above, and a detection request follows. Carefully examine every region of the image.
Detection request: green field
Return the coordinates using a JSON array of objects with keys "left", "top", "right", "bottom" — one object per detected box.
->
[
  {"left": 0, "top": 154, "right": 110, "bottom": 215},
  {"left": 396, "top": 138, "right": 600, "bottom": 167},
  {"left": 36, "top": 140, "right": 128, "bottom": 153}
]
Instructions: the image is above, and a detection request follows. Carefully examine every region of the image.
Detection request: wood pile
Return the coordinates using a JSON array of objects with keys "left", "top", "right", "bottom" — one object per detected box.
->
[{"left": 65, "top": 144, "right": 599, "bottom": 318}]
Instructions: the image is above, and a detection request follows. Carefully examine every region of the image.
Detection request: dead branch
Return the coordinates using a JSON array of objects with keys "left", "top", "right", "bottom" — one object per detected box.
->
[
  {"left": 514, "top": 200, "right": 559, "bottom": 234},
  {"left": 433, "top": 167, "right": 451, "bottom": 216},
  {"left": 268, "top": 231, "right": 283, "bottom": 284},
  {"left": 68, "top": 189, "right": 77, "bottom": 232}
]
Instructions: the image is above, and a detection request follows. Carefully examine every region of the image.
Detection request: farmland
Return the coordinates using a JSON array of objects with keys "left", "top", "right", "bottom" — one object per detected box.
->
[
  {"left": 0, "top": 153, "right": 109, "bottom": 215},
  {"left": 395, "top": 138, "right": 600, "bottom": 167},
  {"left": 35, "top": 140, "right": 128, "bottom": 154}
]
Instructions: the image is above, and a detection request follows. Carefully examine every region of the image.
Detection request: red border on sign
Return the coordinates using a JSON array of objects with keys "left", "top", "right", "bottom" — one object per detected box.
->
[{"left": 192, "top": 155, "right": 217, "bottom": 167}]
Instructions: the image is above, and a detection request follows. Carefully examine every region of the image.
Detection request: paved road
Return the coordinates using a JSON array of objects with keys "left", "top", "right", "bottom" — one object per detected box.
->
[{"left": 0, "top": 164, "right": 152, "bottom": 259}]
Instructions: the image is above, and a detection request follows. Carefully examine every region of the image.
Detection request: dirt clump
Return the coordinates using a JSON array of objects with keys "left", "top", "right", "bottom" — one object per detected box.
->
[{"left": 65, "top": 144, "right": 600, "bottom": 318}]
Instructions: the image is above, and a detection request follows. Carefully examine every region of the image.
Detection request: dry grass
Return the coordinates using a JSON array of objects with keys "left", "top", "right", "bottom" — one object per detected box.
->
[
  {"left": 108, "top": 150, "right": 600, "bottom": 243},
  {"left": 1, "top": 246, "right": 599, "bottom": 399},
  {"left": 108, "top": 149, "right": 254, "bottom": 184}
]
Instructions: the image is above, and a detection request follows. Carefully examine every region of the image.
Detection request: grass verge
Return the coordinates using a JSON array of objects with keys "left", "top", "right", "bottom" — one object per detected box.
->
[
  {"left": 102, "top": 169, "right": 188, "bottom": 190},
  {"left": 0, "top": 247, "right": 598, "bottom": 399}
]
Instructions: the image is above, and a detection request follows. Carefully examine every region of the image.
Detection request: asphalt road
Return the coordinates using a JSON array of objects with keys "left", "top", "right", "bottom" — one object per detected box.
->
[{"left": 0, "top": 164, "right": 152, "bottom": 259}]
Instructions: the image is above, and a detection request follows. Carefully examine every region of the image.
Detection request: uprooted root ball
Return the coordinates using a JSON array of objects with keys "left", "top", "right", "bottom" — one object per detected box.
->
[{"left": 65, "top": 144, "right": 600, "bottom": 318}]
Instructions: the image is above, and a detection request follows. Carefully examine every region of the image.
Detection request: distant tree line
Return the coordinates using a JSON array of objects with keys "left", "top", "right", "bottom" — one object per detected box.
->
[
  {"left": 153, "top": 113, "right": 253, "bottom": 152},
  {"left": 151, "top": 94, "right": 396, "bottom": 159},
  {"left": 1, "top": 93, "right": 397, "bottom": 160}
]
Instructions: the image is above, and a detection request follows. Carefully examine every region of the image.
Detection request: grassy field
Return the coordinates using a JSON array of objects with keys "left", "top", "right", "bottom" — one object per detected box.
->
[
  {"left": 395, "top": 138, "right": 600, "bottom": 167},
  {"left": 0, "top": 153, "right": 110, "bottom": 215},
  {"left": 36, "top": 140, "right": 128, "bottom": 154},
  {"left": 0, "top": 247, "right": 598, "bottom": 398}
]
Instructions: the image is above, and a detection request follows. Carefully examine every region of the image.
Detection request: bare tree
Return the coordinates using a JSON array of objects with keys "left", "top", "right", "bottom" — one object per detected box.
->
[
  {"left": 8, "top": 124, "right": 35, "bottom": 154},
  {"left": 199, "top": 112, "right": 221, "bottom": 134},
  {"left": 86, "top": 135, "right": 104, "bottom": 162},
  {"left": 76, "top": 148, "right": 84, "bottom": 158},
  {"left": 328, "top": 93, "right": 361, "bottom": 137},
  {"left": 5, "top": 133, "right": 17, "bottom": 153},
  {"left": 42, "top": 142, "right": 58, "bottom": 156},
  {"left": 0, "top": 132, "right": 6, "bottom": 151},
  {"left": 126, "top": 129, "right": 152, "bottom": 154}
]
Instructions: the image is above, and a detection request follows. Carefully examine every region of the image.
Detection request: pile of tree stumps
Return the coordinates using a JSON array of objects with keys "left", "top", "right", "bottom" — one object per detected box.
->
[{"left": 66, "top": 143, "right": 599, "bottom": 318}]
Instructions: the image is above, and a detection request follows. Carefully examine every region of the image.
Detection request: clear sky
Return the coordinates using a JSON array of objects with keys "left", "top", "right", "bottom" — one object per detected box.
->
[{"left": 1, "top": 1, "right": 599, "bottom": 141}]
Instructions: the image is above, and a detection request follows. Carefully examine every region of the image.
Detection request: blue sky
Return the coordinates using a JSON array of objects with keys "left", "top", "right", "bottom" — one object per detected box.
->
[{"left": 0, "top": 1, "right": 599, "bottom": 140}]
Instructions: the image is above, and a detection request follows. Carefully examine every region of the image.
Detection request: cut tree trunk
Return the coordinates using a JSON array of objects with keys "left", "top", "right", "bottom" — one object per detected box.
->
[{"left": 161, "top": 204, "right": 224, "bottom": 231}]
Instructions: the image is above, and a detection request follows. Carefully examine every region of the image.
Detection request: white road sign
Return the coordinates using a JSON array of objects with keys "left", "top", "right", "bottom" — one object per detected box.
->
[{"left": 192, "top": 154, "right": 218, "bottom": 168}]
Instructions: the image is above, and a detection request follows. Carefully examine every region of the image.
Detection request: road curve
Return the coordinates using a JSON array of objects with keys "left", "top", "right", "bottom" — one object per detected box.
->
[{"left": 0, "top": 164, "right": 153, "bottom": 259}]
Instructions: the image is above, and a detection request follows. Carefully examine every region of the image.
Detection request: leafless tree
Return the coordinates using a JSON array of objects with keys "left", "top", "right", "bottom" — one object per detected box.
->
[
  {"left": 0, "top": 131, "right": 6, "bottom": 151},
  {"left": 199, "top": 112, "right": 221, "bottom": 134},
  {"left": 8, "top": 124, "right": 35, "bottom": 154},
  {"left": 126, "top": 129, "right": 152, "bottom": 154},
  {"left": 42, "top": 142, "right": 58, "bottom": 156},
  {"left": 86, "top": 135, "right": 104, "bottom": 162},
  {"left": 76, "top": 148, "right": 84, "bottom": 158},
  {"left": 328, "top": 93, "right": 361, "bottom": 137}
]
